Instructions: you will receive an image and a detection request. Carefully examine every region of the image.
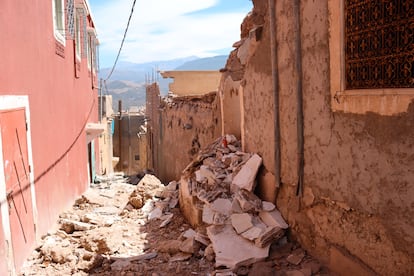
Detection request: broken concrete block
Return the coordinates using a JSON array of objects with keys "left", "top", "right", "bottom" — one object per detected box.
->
[
  {"left": 169, "top": 197, "right": 179, "bottom": 209},
  {"left": 231, "top": 213, "right": 254, "bottom": 234},
  {"left": 231, "top": 154, "right": 262, "bottom": 192},
  {"left": 179, "top": 177, "right": 203, "bottom": 227},
  {"left": 195, "top": 232, "right": 210, "bottom": 246},
  {"left": 157, "top": 240, "right": 182, "bottom": 254},
  {"left": 159, "top": 213, "right": 174, "bottom": 228},
  {"left": 60, "top": 219, "right": 94, "bottom": 232},
  {"left": 211, "top": 198, "right": 232, "bottom": 216},
  {"left": 262, "top": 201, "right": 275, "bottom": 212},
  {"left": 259, "top": 209, "right": 289, "bottom": 229},
  {"left": 202, "top": 205, "right": 215, "bottom": 224},
  {"left": 40, "top": 237, "right": 73, "bottom": 264},
  {"left": 207, "top": 225, "right": 270, "bottom": 269},
  {"left": 255, "top": 226, "right": 285, "bottom": 248},
  {"left": 286, "top": 249, "right": 306, "bottom": 265},
  {"left": 213, "top": 212, "right": 228, "bottom": 225},
  {"left": 196, "top": 165, "right": 215, "bottom": 184},
  {"left": 236, "top": 189, "right": 262, "bottom": 212},
  {"left": 166, "top": 181, "right": 178, "bottom": 191},
  {"left": 180, "top": 237, "right": 199, "bottom": 254},
  {"left": 148, "top": 207, "right": 163, "bottom": 220},
  {"left": 241, "top": 226, "right": 263, "bottom": 241},
  {"left": 231, "top": 199, "right": 243, "bottom": 214},
  {"left": 183, "top": 228, "right": 197, "bottom": 239},
  {"left": 204, "top": 243, "right": 215, "bottom": 261}
]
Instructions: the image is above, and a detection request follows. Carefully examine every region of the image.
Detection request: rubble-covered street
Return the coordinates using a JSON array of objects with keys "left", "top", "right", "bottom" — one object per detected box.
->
[{"left": 20, "top": 136, "right": 330, "bottom": 276}]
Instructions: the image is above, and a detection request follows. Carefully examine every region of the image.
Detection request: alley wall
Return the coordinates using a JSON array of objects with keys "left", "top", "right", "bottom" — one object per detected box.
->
[
  {"left": 221, "top": 0, "right": 414, "bottom": 275},
  {"left": 146, "top": 84, "right": 221, "bottom": 183}
]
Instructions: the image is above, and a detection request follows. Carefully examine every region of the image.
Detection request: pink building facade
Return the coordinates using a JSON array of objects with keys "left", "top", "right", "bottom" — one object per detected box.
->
[{"left": 0, "top": 0, "right": 100, "bottom": 274}]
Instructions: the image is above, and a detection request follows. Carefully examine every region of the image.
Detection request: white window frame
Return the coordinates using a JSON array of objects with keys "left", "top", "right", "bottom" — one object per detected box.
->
[
  {"left": 75, "top": 11, "right": 81, "bottom": 60},
  {"left": 52, "top": 0, "right": 66, "bottom": 45}
]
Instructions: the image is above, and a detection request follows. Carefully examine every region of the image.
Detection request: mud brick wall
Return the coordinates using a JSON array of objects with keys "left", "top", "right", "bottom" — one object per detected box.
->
[{"left": 155, "top": 93, "right": 222, "bottom": 183}]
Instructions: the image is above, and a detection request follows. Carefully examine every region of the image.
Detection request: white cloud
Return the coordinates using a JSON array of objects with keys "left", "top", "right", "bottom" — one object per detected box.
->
[{"left": 90, "top": 0, "right": 250, "bottom": 67}]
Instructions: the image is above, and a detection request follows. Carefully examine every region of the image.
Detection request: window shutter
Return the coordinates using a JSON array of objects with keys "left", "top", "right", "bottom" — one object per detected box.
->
[{"left": 66, "top": 0, "right": 75, "bottom": 39}]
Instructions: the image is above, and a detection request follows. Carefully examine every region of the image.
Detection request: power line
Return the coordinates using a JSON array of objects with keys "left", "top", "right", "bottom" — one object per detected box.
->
[{"left": 104, "top": 0, "right": 137, "bottom": 81}]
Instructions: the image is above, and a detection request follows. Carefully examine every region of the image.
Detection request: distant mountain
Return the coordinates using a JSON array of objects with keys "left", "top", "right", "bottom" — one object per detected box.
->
[
  {"left": 99, "top": 56, "right": 199, "bottom": 82},
  {"left": 100, "top": 55, "right": 229, "bottom": 111},
  {"left": 173, "top": 55, "right": 228, "bottom": 70}
]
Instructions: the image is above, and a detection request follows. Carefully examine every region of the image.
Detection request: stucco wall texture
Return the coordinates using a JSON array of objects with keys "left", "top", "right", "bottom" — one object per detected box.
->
[
  {"left": 156, "top": 93, "right": 221, "bottom": 183},
  {"left": 224, "top": 0, "right": 414, "bottom": 275}
]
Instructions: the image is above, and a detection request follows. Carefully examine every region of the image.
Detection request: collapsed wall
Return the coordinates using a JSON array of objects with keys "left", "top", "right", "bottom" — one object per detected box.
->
[
  {"left": 219, "top": 0, "right": 414, "bottom": 275},
  {"left": 146, "top": 82, "right": 221, "bottom": 183}
]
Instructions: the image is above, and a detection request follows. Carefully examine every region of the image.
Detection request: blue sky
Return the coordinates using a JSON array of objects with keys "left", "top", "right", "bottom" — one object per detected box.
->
[{"left": 88, "top": 0, "right": 253, "bottom": 68}]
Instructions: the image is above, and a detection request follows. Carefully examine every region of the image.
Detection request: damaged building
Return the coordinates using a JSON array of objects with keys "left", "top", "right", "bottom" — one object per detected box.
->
[{"left": 146, "top": 0, "right": 414, "bottom": 275}]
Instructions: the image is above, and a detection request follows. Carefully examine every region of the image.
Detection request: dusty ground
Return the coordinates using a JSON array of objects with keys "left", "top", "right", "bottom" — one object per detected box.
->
[{"left": 20, "top": 176, "right": 331, "bottom": 276}]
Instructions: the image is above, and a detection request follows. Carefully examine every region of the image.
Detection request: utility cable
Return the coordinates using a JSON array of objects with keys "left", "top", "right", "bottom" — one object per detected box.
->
[{"left": 104, "top": 0, "right": 137, "bottom": 81}]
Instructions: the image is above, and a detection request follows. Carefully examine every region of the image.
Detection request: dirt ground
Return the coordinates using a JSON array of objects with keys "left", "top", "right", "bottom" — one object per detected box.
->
[{"left": 20, "top": 176, "right": 331, "bottom": 276}]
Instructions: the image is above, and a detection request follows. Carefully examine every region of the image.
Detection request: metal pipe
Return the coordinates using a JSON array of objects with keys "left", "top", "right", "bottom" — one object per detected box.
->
[
  {"left": 293, "top": 0, "right": 305, "bottom": 200},
  {"left": 118, "top": 100, "right": 123, "bottom": 172},
  {"left": 268, "top": 0, "right": 281, "bottom": 192}
]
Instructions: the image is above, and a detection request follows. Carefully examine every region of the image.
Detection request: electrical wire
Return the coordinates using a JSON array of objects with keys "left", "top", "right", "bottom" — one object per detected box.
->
[{"left": 104, "top": 0, "right": 137, "bottom": 81}]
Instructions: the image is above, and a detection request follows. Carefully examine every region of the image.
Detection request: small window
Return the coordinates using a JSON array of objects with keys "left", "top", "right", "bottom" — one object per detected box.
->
[
  {"left": 87, "top": 34, "right": 91, "bottom": 70},
  {"left": 345, "top": 0, "right": 414, "bottom": 90},
  {"left": 75, "top": 11, "right": 81, "bottom": 59},
  {"left": 328, "top": 0, "right": 414, "bottom": 115},
  {"left": 52, "top": 0, "right": 65, "bottom": 45}
]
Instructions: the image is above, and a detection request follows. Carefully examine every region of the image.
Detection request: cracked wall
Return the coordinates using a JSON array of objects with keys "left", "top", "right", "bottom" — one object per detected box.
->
[{"left": 220, "top": 0, "right": 414, "bottom": 274}]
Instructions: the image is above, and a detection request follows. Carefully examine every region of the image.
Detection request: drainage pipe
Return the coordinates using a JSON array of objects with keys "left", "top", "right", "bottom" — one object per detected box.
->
[
  {"left": 268, "top": 0, "right": 281, "bottom": 193},
  {"left": 293, "top": 0, "right": 305, "bottom": 201}
]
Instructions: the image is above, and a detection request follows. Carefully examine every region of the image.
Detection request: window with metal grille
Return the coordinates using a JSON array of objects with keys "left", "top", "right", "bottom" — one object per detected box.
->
[
  {"left": 345, "top": 0, "right": 414, "bottom": 89},
  {"left": 66, "top": 0, "right": 75, "bottom": 39}
]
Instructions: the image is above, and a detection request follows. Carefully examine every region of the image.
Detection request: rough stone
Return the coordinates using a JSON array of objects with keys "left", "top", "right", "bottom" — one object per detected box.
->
[
  {"left": 231, "top": 154, "right": 262, "bottom": 192},
  {"left": 111, "top": 260, "right": 132, "bottom": 271},
  {"left": 286, "top": 249, "right": 306, "bottom": 265},
  {"left": 183, "top": 228, "right": 197, "bottom": 239},
  {"left": 202, "top": 205, "right": 215, "bottom": 224},
  {"left": 259, "top": 209, "right": 289, "bottom": 229},
  {"left": 241, "top": 226, "right": 263, "bottom": 241},
  {"left": 262, "top": 201, "right": 275, "bottom": 212},
  {"left": 211, "top": 198, "right": 232, "bottom": 216},
  {"left": 204, "top": 244, "right": 215, "bottom": 262},
  {"left": 207, "top": 225, "right": 270, "bottom": 269},
  {"left": 60, "top": 219, "right": 94, "bottom": 232},
  {"left": 180, "top": 237, "right": 198, "bottom": 254},
  {"left": 157, "top": 240, "right": 182, "bottom": 254},
  {"left": 148, "top": 207, "right": 163, "bottom": 220},
  {"left": 236, "top": 189, "right": 262, "bottom": 212},
  {"left": 231, "top": 213, "right": 254, "bottom": 234},
  {"left": 159, "top": 213, "right": 174, "bottom": 227}
]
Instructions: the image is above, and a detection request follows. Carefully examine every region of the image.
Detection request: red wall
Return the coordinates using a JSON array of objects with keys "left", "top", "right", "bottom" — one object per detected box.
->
[{"left": 0, "top": 0, "right": 99, "bottom": 239}]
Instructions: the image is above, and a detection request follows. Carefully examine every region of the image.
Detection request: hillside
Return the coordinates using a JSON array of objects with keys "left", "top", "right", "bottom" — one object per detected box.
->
[{"left": 101, "top": 55, "right": 228, "bottom": 111}]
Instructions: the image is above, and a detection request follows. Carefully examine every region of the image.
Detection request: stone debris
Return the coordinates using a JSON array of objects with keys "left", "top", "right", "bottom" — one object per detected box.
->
[
  {"left": 21, "top": 138, "right": 327, "bottom": 275},
  {"left": 207, "top": 224, "right": 269, "bottom": 269},
  {"left": 179, "top": 135, "right": 290, "bottom": 271},
  {"left": 231, "top": 153, "right": 262, "bottom": 192}
]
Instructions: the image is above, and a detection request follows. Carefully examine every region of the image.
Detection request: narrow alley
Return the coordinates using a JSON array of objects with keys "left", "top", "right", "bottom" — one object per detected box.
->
[
  {"left": 1, "top": 0, "right": 413, "bottom": 275},
  {"left": 21, "top": 136, "right": 328, "bottom": 276}
]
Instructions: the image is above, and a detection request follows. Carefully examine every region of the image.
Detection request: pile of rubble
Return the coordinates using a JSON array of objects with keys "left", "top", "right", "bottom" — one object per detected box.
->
[
  {"left": 21, "top": 137, "right": 326, "bottom": 275},
  {"left": 178, "top": 135, "right": 289, "bottom": 271}
]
